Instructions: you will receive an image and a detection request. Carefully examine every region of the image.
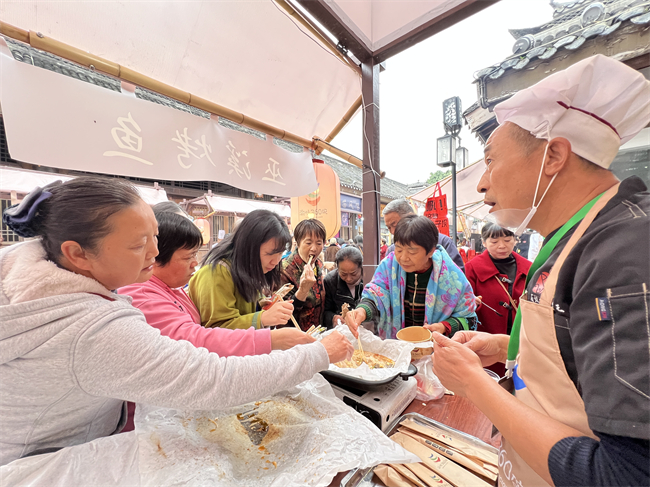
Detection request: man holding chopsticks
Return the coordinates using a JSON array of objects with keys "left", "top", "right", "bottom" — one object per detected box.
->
[{"left": 429, "top": 56, "right": 649, "bottom": 487}]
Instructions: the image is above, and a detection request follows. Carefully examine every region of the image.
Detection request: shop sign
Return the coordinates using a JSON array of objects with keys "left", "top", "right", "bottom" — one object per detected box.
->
[
  {"left": 341, "top": 212, "right": 349, "bottom": 227},
  {"left": 0, "top": 40, "right": 317, "bottom": 198},
  {"left": 341, "top": 194, "right": 362, "bottom": 213}
]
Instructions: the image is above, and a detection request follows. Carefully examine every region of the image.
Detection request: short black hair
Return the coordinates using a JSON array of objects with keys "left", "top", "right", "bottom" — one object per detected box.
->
[
  {"left": 335, "top": 246, "right": 363, "bottom": 267},
  {"left": 293, "top": 219, "right": 326, "bottom": 245},
  {"left": 394, "top": 215, "right": 439, "bottom": 254},
  {"left": 481, "top": 222, "right": 514, "bottom": 241},
  {"left": 155, "top": 212, "right": 203, "bottom": 266}
]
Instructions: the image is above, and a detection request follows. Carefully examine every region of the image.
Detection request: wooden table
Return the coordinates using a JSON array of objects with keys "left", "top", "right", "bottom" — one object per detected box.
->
[{"left": 327, "top": 394, "right": 500, "bottom": 486}]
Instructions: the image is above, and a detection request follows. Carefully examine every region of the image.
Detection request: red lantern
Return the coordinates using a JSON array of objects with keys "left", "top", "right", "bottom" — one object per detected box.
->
[{"left": 290, "top": 159, "right": 341, "bottom": 239}]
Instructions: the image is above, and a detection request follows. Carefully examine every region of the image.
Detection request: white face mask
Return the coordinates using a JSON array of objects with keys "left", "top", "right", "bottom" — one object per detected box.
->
[{"left": 486, "top": 140, "right": 557, "bottom": 236}]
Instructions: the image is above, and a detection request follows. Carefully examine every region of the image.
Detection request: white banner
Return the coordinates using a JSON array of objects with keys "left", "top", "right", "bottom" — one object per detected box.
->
[{"left": 0, "top": 41, "right": 317, "bottom": 198}]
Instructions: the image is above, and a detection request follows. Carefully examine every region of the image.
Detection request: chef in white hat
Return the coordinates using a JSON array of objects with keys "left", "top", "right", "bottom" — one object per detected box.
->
[{"left": 431, "top": 54, "right": 650, "bottom": 487}]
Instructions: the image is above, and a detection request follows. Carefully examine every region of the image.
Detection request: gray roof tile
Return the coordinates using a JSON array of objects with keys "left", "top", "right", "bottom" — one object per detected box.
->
[
  {"left": 475, "top": 1, "right": 650, "bottom": 83},
  {"left": 318, "top": 153, "right": 413, "bottom": 200}
]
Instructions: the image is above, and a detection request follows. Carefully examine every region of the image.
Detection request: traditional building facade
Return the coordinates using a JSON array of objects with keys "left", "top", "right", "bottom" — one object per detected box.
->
[{"left": 463, "top": 0, "right": 650, "bottom": 184}]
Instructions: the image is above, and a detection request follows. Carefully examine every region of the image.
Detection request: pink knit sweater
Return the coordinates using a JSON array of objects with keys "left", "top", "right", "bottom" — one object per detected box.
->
[{"left": 119, "top": 275, "right": 272, "bottom": 357}]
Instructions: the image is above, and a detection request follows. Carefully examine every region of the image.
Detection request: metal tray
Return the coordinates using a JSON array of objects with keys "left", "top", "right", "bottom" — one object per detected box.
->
[
  {"left": 340, "top": 412, "right": 499, "bottom": 487},
  {"left": 321, "top": 363, "right": 418, "bottom": 392}
]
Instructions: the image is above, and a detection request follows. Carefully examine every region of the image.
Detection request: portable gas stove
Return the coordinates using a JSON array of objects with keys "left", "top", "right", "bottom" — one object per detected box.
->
[{"left": 330, "top": 376, "right": 417, "bottom": 432}]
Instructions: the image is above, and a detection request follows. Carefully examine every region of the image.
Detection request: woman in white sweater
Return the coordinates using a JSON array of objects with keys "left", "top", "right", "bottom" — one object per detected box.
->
[{"left": 0, "top": 176, "right": 353, "bottom": 466}]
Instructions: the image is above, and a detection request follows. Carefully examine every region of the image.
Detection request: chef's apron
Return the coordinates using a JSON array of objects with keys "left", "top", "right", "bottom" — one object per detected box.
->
[{"left": 498, "top": 184, "right": 619, "bottom": 487}]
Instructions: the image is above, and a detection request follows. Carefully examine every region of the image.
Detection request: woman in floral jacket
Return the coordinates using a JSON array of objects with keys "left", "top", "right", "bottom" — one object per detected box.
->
[
  {"left": 281, "top": 219, "right": 327, "bottom": 331},
  {"left": 345, "top": 215, "right": 477, "bottom": 339}
]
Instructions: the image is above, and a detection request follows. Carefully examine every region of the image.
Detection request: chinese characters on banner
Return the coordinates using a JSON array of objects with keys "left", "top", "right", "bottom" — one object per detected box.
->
[{"left": 0, "top": 43, "right": 317, "bottom": 198}]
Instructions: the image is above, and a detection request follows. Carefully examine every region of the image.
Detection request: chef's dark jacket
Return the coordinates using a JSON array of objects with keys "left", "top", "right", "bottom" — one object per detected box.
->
[{"left": 526, "top": 177, "right": 649, "bottom": 486}]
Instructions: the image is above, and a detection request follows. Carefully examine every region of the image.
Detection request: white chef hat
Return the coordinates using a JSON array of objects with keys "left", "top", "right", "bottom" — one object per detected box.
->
[{"left": 494, "top": 54, "right": 650, "bottom": 169}]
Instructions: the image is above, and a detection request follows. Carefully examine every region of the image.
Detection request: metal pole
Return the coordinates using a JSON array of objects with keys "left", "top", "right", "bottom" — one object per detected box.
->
[
  {"left": 451, "top": 161, "right": 457, "bottom": 244},
  {"left": 361, "top": 59, "right": 381, "bottom": 285}
]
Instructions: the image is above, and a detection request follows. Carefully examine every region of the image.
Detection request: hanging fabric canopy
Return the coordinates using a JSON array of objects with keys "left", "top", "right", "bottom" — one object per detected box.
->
[
  {"left": 0, "top": 1, "right": 360, "bottom": 142},
  {"left": 205, "top": 195, "right": 291, "bottom": 218},
  {"left": 0, "top": 166, "right": 169, "bottom": 205}
]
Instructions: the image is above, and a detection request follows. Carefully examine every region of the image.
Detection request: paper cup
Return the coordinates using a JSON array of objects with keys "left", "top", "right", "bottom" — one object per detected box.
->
[{"left": 396, "top": 327, "right": 433, "bottom": 361}]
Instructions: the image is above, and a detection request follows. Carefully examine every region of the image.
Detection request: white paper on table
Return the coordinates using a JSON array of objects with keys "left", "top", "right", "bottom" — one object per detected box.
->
[
  {"left": 135, "top": 374, "right": 418, "bottom": 487},
  {"left": 322, "top": 325, "right": 414, "bottom": 382},
  {"left": 0, "top": 431, "right": 141, "bottom": 487}
]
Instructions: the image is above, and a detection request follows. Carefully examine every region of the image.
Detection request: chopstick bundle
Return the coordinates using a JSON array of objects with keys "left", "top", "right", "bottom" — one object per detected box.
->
[
  {"left": 374, "top": 465, "right": 419, "bottom": 487},
  {"left": 399, "top": 419, "right": 498, "bottom": 469},
  {"left": 390, "top": 432, "right": 493, "bottom": 487},
  {"left": 388, "top": 464, "right": 429, "bottom": 487},
  {"left": 401, "top": 463, "right": 453, "bottom": 487},
  {"left": 398, "top": 428, "right": 497, "bottom": 481}
]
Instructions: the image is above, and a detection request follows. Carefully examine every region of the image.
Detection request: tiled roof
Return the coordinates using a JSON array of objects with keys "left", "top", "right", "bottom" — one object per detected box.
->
[
  {"left": 474, "top": 0, "right": 650, "bottom": 82},
  {"left": 318, "top": 153, "right": 414, "bottom": 200}
]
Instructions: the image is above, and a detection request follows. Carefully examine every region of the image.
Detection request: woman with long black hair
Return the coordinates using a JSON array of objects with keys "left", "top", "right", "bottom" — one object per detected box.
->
[{"left": 189, "top": 209, "right": 295, "bottom": 329}]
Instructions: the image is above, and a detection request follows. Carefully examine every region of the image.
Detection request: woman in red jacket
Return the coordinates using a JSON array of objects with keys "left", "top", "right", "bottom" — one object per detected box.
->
[{"left": 465, "top": 223, "right": 531, "bottom": 376}]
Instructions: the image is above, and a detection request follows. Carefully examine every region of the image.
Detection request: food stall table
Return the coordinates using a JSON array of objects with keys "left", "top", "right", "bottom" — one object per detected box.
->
[{"left": 326, "top": 394, "right": 500, "bottom": 486}]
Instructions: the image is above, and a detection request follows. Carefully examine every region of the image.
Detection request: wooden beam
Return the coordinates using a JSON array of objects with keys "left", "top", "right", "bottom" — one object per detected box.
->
[
  {"left": 373, "top": 0, "right": 500, "bottom": 63},
  {"left": 361, "top": 59, "right": 381, "bottom": 283},
  {"left": 293, "top": 0, "right": 373, "bottom": 62}
]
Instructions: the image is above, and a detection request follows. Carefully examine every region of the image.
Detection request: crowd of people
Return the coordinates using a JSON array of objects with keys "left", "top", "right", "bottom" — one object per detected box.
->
[{"left": 0, "top": 54, "right": 647, "bottom": 486}]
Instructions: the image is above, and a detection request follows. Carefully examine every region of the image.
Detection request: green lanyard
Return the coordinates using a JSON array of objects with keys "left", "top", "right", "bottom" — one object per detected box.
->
[{"left": 506, "top": 192, "right": 605, "bottom": 370}]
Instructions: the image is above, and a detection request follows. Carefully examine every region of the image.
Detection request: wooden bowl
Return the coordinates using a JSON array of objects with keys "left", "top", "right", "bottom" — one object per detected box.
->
[
  {"left": 396, "top": 327, "right": 433, "bottom": 361},
  {"left": 396, "top": 326, "right": 432, "bottom": 343}
]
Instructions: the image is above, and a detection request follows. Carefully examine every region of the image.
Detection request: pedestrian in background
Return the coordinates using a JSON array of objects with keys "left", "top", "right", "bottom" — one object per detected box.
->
[{"left": 464, "top": 222, "right": 531, "bottom": 376}]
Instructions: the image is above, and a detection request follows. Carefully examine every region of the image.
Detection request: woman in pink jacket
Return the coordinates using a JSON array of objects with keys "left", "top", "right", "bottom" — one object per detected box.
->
[
  {"left": 120, "top": 211, "right": 311, "bottom": 356},
  {"left": 119, "top": 211, "right": 312, "bottom": 429}
]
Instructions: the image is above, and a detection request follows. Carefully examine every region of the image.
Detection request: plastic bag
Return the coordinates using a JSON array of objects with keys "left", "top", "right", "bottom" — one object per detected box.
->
[{"left": 413, "top": 356, "right": 445, "bottom": 401}]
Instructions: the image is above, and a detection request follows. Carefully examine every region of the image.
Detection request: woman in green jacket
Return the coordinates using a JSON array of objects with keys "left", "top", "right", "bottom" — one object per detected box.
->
[{"left": 189, "top": 210, "right": 294, "bottom": 329}]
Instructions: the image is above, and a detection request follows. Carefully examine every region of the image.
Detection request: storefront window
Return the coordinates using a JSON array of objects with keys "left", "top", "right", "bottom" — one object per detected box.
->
[{"left": 1, "top": 199, "right": 23, "bottom": 244}]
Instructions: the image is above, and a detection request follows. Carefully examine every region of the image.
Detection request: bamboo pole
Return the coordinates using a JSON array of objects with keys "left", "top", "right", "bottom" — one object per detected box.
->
[
  {"left": 312, "top": 138, "right": 362, "bottom": 168},
  {"left": 0, "top": 21, "right": 338, "bottom": 158},
  {"left": 29, "top": 30, "right": 120, "bottom": 77},
  {"left": 325, "top": 95, "right": 362, "bottom": 143},
  {"left": 0, "top": 21, "right": 29, "bottom": 44}
]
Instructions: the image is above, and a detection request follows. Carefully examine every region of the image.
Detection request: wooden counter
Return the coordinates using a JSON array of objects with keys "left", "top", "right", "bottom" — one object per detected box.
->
[{"left": 327, "top": 394, "right": 500, "bottom": 485}]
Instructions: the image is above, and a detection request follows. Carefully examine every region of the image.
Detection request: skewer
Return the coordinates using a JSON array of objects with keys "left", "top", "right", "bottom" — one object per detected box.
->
[
  {"left": 480, "top": 301, "right": 503, "bottom": 317},
  {"left": 307, "top": 255, "right": 313, "bottom": 268},
  {"left": 305, "top": 325, "right": 316, "bottom": 335}
]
